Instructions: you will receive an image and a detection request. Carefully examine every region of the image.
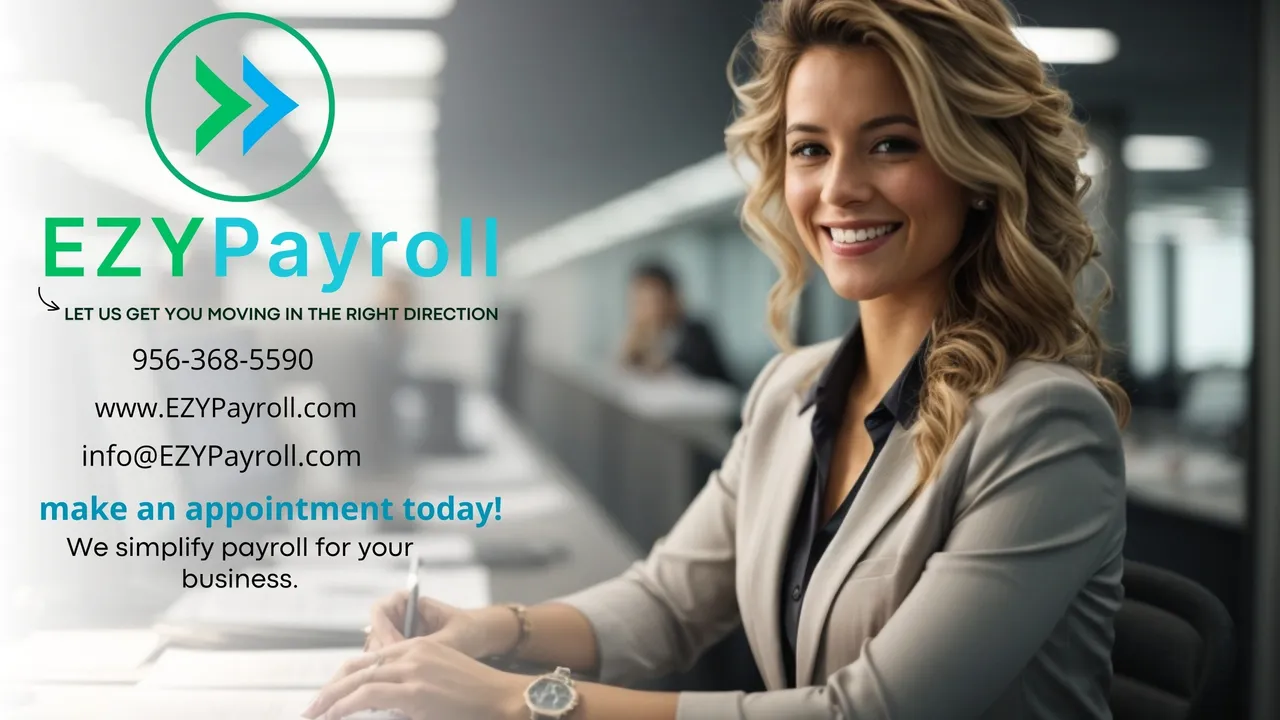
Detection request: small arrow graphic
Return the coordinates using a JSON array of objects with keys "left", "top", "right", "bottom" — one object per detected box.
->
[
  {"left": 241, "top": 56, "right": 298, "bottom": 155},
  {"left": 195, "top": 56, "right": 251, "bottom": 155},
  {"left": 38, "top": 287, "right": 59, "bottom": 312}
]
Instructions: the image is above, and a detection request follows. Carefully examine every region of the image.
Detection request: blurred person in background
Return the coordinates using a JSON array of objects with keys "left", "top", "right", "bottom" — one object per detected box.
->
[
  {"left": 618, "top": 260, "right": 733, "bottom": 385},
  {"left": 307, "top": 0, "right": 1132, "bottom": 718}
]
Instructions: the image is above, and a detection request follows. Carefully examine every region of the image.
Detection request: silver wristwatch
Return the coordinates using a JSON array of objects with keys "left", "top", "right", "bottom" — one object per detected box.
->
[{"left": 523, "top": 666, "right": 579, "bottom": 719}]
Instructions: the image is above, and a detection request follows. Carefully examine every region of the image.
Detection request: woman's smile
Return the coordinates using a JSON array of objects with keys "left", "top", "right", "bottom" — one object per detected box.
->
[{"left": 821, "top": 222, "right": 904, "bottom": 257}]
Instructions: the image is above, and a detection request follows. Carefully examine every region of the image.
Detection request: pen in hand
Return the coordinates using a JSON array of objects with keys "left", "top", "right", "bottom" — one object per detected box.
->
[{"left": 402, "top": 553, "right": 422, "bottom": 639}]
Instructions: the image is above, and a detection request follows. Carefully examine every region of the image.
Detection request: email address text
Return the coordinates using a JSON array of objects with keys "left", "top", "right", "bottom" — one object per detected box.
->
[{"left": 80, "top": 443, "right": 359, "bottom": 472}]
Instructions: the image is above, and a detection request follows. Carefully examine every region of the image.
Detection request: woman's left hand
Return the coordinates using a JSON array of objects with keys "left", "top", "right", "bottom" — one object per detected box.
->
[{"left": 301, "top": 638, "right": 526, "bottom": 720}]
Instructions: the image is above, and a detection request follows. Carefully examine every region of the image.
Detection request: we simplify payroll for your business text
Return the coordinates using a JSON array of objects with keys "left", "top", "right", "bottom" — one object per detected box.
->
[{"left": 106, "top": 536, "right": 410, "bottom": 564}]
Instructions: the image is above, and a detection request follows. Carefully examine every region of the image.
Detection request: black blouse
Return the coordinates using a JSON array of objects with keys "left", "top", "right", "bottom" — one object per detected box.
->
[{"left": 779, "top": 323, "right": 928, "bottom": 688}]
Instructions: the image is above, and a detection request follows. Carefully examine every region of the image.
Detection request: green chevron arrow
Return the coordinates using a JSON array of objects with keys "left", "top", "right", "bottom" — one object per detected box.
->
[{"left": 195, "top": 56, "right": 251, "bottom": 155}]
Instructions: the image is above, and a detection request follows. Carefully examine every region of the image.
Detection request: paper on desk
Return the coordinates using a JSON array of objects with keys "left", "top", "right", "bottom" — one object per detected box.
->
[
  {"left": 9, "top": 688, "right": 318, "bottom": 720},
  {"left": 160, "top": 565, "right": 491, "bottom": 632},
  {"left": 0, "top": 629, "right": 161, "bottom": 684},
  {"left": 611, "top": 372, "right": 741, "bottom": 418},
  {"left": 139, "top": 648, "right": 357, "bottom": 689}
]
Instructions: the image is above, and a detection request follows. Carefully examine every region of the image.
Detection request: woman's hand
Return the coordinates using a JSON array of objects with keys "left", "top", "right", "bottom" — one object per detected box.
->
[
  {"left": 365, "top": 592, "right": 519, "bottom": 660},
  {"left": 302, "top": 639, "right": 527, "bottom": 720}
]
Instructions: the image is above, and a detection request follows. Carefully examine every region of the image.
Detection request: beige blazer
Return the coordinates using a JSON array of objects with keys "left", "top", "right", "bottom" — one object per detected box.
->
[{"left": 559, "top": 338, "right": 1127, "bottom": 719}]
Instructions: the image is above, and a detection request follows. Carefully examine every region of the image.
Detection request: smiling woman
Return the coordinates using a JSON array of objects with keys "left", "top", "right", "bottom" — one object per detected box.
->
[
  {"left": 726, "top": 0, "right": 1130, "bottom": 494},
  {"left": 782, "top": 50, "right": 972, "bottom": 302},
  {"left": 302, "top": 2, "right": 1133, "bottom": 719}
]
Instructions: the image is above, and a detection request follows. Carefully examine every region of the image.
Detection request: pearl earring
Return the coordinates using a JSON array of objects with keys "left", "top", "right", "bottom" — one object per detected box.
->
[{"left": 972, "top": 198, "right": 990, "bottom": 210}]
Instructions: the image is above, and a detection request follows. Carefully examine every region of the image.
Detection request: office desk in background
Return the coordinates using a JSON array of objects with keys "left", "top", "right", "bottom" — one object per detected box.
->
[
  {"left": 1119, "top": 420, "right": 1250, "bottom": 719},
  {"left": 517, "top": 356, "right": 738, "bottom": 551},
  {"left": 390, "top": 391, "right": 642, "bottom": 605},
  {"left": 1124, "top": 439, "right": 1246, "bottom": 529}
]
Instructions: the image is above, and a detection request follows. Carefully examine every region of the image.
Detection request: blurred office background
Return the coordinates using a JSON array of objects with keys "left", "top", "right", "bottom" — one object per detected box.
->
[{"left": 0, "top": 0, "right": 1278, "bottom": 718}]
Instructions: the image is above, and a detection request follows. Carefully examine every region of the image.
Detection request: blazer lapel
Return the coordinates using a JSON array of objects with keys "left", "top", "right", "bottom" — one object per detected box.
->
[
  {"left": 794, "top": 425, "right": 919, "bottom": 686},
  {"left": 747, "top": 392, "right": 814, "bottom": 691}
]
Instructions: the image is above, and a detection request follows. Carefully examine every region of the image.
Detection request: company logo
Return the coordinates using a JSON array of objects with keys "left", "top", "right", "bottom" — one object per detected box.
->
[
  {"left": 195, "top": 56, "right": 297, "bottom": 156},
  {"left": 42, "top": 12, "right": 500, "bottom": 295},
  {"left": 145, "top": 13, "right": 335, "bottom": 202}
]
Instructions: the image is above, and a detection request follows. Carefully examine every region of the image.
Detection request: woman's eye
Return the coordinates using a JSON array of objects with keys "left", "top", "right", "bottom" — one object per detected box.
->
[
  {"left": 871, "top": 137, "right": 919, "bottom": 154},
  {"left": 789, "top": 142, "right": 827, "bottom": 158}
]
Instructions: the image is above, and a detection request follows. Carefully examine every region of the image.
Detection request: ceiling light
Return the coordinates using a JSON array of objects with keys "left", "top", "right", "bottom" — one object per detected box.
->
[
  {"left": 1123, "top": 135, "right": 1212, "bottom": 172},
  {"left": 321, "top": 148, "right": 436, "bottom": 167},
  {"left": 1080, "top": 143, "right": 1105, "bottom": 178},
  {"left": 1013, "top": 27, "right": 1118, "bottom": 65},
  {"left": 312, "top": 143, "right": 437, "bottom": 167},
  {"left": 217, "top": 0, "right": 455, "bottom": 18},
  {"left": 335, "top": 188, "right": 434, "bottom": 203},
  {"left": 336, "top": 195, "right": 435, "bottom": 211},
  {"left": 245, "top": 29, "right": 445, "bottom": 78},
  {"left": 324, "top": 168, "right": 435, "bottom": 184},
  {"left": 332, "top": 168, "right": 434, "bottom": 183}
]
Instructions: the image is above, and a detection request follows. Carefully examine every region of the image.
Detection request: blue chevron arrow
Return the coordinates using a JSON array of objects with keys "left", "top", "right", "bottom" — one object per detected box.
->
[{"left": 240, "top": 55, "right": 298, "bottom": 155}]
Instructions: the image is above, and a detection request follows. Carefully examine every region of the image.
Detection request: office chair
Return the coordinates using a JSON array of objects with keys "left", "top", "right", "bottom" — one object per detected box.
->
[{"left": 1110, "top": 559, "right": 1235, "bottom": 720}]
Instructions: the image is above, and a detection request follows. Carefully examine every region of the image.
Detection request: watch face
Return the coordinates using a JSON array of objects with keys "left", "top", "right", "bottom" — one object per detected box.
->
[{"left": 527, "top": 677, "right": 575, "bottom": 712}]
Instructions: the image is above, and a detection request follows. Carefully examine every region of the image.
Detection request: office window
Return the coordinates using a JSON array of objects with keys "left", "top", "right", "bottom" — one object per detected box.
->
[{"left": 1176, "top": 237, "right": 1252, "bottom": 371}]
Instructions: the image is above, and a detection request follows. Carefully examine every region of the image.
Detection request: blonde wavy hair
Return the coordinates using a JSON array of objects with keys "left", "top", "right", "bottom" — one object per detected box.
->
[{"left": 725, "top": 0, "right": 1131, "bottom": 490}]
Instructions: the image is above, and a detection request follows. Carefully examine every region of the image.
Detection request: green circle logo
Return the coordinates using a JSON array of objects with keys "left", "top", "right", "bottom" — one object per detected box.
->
[{"left": 144, "top": 12, "right": 335, "bottom": 203}]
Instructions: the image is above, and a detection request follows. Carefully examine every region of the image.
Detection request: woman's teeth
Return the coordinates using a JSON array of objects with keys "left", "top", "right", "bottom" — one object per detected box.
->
[{"left": 828, "top": 223, "right": 900, "bottom": 244}]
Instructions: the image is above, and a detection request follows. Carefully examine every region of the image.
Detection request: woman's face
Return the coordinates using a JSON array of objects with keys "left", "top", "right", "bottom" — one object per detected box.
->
[
  {"left": 783, "top": 45, "right": 971, "bottom": 303},
  {"left": 630, "top": 278, "right": 673, "bottom": 326}
]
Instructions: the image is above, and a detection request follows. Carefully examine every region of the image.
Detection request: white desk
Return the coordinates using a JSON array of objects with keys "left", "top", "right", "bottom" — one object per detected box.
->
[
  {"left": 1124, "top": 440, "right": 1247, "bottom": 528},
  {"left": 534, "top": 356, "right": 742, "bottom": 423}
]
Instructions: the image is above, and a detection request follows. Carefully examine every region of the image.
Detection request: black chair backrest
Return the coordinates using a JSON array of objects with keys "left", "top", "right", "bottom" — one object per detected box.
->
[{"left": 1110, "top": 559, "right": 1235, "bottom": 720}]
